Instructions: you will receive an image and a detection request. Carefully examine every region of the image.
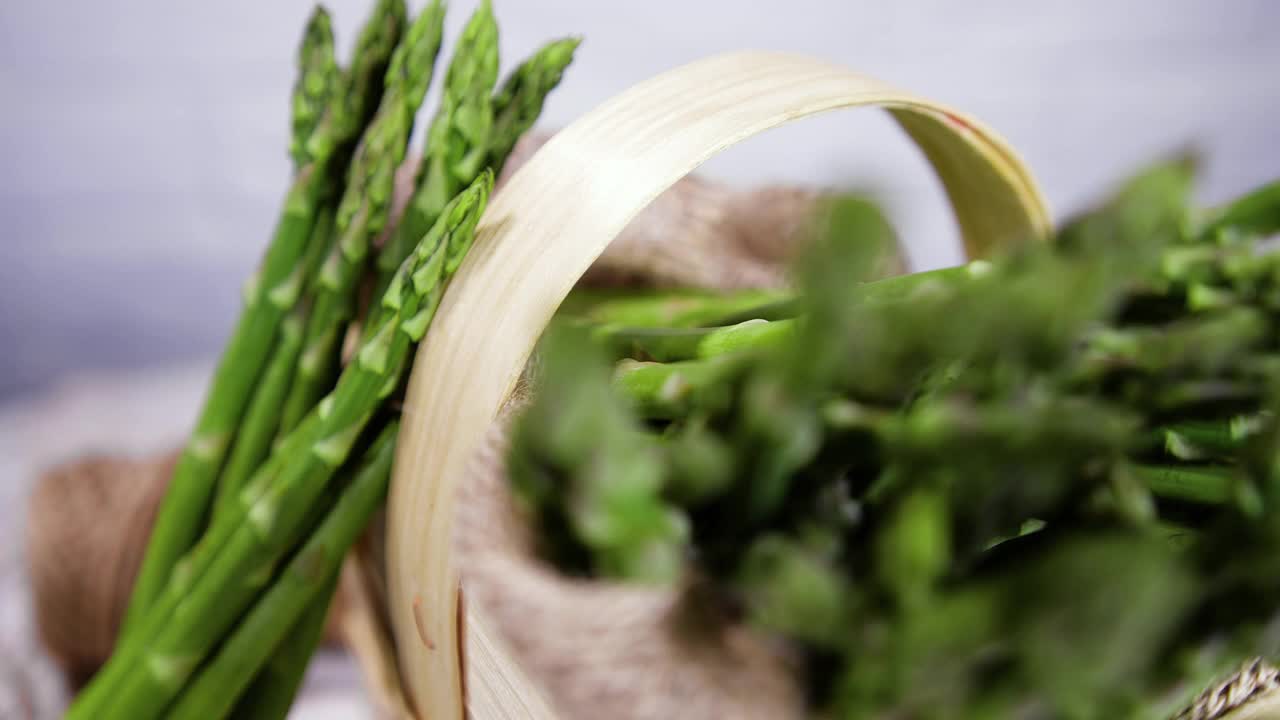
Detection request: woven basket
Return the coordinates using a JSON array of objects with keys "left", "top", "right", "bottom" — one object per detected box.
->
[
  {"left": 367, "top": 50, "right": 1280, "bottom": 720},
  {"left": 368, "top": 50, "right": 1060, "bottom": 719}
]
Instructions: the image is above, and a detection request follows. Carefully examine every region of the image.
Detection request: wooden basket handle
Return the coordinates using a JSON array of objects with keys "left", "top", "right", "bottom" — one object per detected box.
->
[{"left": 384, "top": 50, "right": 1051, "bottom": 719}]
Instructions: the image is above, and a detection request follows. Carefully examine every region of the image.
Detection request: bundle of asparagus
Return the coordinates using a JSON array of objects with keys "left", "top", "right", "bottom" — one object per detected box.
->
[
  {"left": 510, "top": 163, "right": 1280, "bottom": 718},
  {"left": 67, "top": 2, "right": 576, "bottom": 717}
]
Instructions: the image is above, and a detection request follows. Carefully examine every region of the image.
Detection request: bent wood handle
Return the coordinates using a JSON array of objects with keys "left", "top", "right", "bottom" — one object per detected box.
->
[{"left": 385, "top": 50, "right": 1050, "bottom": 719}]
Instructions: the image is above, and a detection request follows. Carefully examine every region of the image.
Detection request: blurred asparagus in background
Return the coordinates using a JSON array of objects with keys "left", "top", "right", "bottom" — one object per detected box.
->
[{"left": 511, "top": 163, "right": 1280, "bottom": 719}]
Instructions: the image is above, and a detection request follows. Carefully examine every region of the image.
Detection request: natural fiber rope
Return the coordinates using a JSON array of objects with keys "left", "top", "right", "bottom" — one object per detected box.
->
[
  {"left": 25, "top": 452, "right": 176, "bottom": 688},
  {"left": 1173, "top": 660, "right": 1280, "bottom": 720}
]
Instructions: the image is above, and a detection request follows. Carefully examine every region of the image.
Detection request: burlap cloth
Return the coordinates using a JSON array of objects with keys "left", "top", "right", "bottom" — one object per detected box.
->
[{"left": 25, "top": 131, "right": 904, "bottom": 718}]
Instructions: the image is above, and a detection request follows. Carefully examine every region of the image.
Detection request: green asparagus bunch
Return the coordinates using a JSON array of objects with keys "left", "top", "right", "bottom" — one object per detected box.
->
[
  {"left": 81, "top": 1, "right": 578, "bottom": 718},
  {"left": 70, "top": 173, "right": 494, "bottom": 720},
  {"left": 120, "top": 0, "right": 409, "bottom": 634},
  {"left": 511, "top": 165, "right": 1280, "bottom": 718},
  {"left": 278, "top": 0, "right": 447, "bottom": 432},
  {"left": 169, "top": 420, "right": 401, "bottom": 720}
]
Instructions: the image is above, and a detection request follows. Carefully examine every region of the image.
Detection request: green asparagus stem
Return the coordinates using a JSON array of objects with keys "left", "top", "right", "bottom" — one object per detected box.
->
[
  {"left": 231, "top": 571, "right": 341, "bottom": 720},
  {"left": 68, "top": 174, "right": 491, "bottom": 720},
  {"left": 1201, "top": 179, "right": 1280, "bottom": 240},
  {"left": 289, "top": 7, "right": 339, "bottom": 167},
  {"left": 571, "top": 289, "right": 793, "bottom": 328},
  {"left": 118, "top": 2, "right": 403, "bottom": 635},
  {"left": 612, "top": 355, "right": 749, "bottom": 419},
  {"left": 595, "top": 318, "right": 795, "bottom": 362},
  {"left": 568, "top": 262, "right": 981, "bottom": 333},
  {"left": 212, "top": 6, "right": 345, "bottom": 523},
  {"left": 210, "top": 2, "right": 412, "bottom": 696},
  {"left": 228, "top": 209, "right": 337, "bottom": 714},
  {"left": 486, "top": 36, "right": 580, "bottom": 175},
  {"left": 375, "top": 0, "right": 499, "bottom": 292},
  {"left": 280, "top": 0, "right": 447, "bottom": 433},
  {"left": 169, "top": 422, "right": 399, "bottom": 720},
  {"left": 305, "top": 0, "right": 409, "bottom": 165},
  {"left": 213, "top": 208, "right": 337, "bottom": 523},
  {"left": 1158, "top": 415, "right": 1266, "bottom": 460},
  {"left": 1132, "top": 464, "right": 1236, "bottom": 505}
]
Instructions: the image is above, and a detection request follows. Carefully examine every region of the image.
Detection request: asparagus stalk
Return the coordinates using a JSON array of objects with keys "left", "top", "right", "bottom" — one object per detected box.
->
[
  {"left": 169, "top": 422, "right": 399, "bottom": 720},
  {"left": 374, "top": 0, "right": 499, "bottom": 292},
  {"left": 612, "top": 355, "right": 750, "bottom": 419},
  {"left": 289, "top": 7, "right": 339, "bottom": 167},
  {"left": 570, "top": 288, "right": 794, "bottom": 328},
  {"left": 305, "top": 0, "right": 409, "bottom": 166},
  {"left": 1200, "top": 179, "right": 1280, "bottom": 240},
  {"left": 225, "top": 210, "right": 335, "bottom": 710},
  {"left": 279, "top": 0, "right": 448, "bottom": 433},
  {"left": 118, "top": 2, "right": 402, "bottom": 634},
  {"left": 568, "top": 261, "right": 980, "bottom": 332},
  {"left": 68, "top": 174, "right": 492, "bottom": 720},
  {"left": 214, "top": 11, "right": 343, "bottom": 519},
  {"left": 595, "top": 318, "right": 794, "bottom": 362},
  {"left": 1131, "top": 464, "right": 1236, "bottom": 505},
  {"left": 231, "top": 571, "right": 342, "bottom": 720},
  {"left": 486, "top": 37, "right": 581, "bottom": 176},
  {"left": 205, "top": 3, "right": 412, "bottom": 700},
  {"left": 212, "top": 207, "right": 337, "bottom": 522}
]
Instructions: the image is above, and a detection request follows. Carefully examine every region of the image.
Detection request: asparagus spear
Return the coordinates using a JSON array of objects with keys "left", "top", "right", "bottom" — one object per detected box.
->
[
  {"left": 169, "top": 422, "right": 399, "bottom": 720},
  {"left": 594, "top": 318, "right": 794, "bottom": 361},
  {"left": 1200, "top": 178, "right": 1280, "bottom": 240},
  {"left": 119, "top": 1, "right": 404, "bottom": 633},
  {"left": 220, "top": 209, "right": 333, "bottom": 709},
  {"left": 200, "top": 4, "right": 411, "bottom": 701},
  {"left": 305, "top": 0, "right": 409, "bottom": 166},
  {"left": 231, "top": 571, "right": 342, "bottom": 720},
  {"left": 566, "top": 262, "right": 980, "bottom": 332},
  {"left": 568, "top": 288, "right": 794, "bottom": 328},
  {"left": 487, "top": 36, "right": 581, "bottom": 176},
  {"left": 213, "top": 207, "right": 337, "bottom": 523},
  {"left": 68, "top": 174, "right": 492, "bottom": 720},
  {"left": 279, "top": 0, "right": 448, "bottom": 433},
  {"left": 211, "top": 0, "right": 409, "bottom": 520},
  {"left": 374, "top": 0, "right": 500, "bottom": 293},
  {"left": 217, "top": 11, "right": 342, "bottom": 520},
  {"left": 289, "top": 7, "right": 339, "bottom": 167}
]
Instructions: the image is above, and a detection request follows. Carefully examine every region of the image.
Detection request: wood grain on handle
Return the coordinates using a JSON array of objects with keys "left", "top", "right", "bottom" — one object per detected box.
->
[{"left": 385, "top": 51, "right": 1050, "bottom": 719}]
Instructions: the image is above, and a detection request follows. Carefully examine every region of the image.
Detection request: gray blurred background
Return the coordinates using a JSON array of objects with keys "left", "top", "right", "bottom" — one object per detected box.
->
[{"left": 2, "top": 0, "right": 1279, "bottom": 401}]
